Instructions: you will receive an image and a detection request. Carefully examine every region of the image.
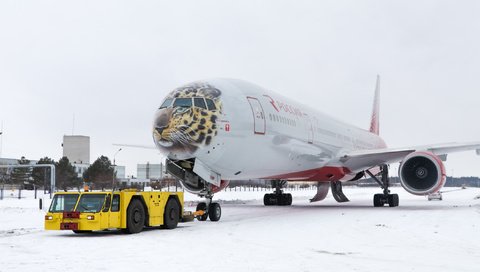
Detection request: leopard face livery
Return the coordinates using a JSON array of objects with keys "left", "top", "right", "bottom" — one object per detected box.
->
[{"left": 153, "top": 82, "right": 222, "bottom": 158}]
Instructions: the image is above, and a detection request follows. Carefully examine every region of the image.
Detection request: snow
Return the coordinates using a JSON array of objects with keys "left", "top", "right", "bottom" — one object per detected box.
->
[{"left": 1, "top": 187, "right": 479, "bottom": 272}]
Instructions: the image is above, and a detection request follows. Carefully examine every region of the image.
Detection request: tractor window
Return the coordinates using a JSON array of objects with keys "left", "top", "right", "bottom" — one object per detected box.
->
[
  {"left": 49, "top": 194, "right": 79, "bottom": 212},
  {"left": 102, "top": 194, "right": 112, "bottom": 212},
  {"left": 194, "top": 97, "right": 207, "bottom": 109},
  {"left": 159, "top": 98, "right": 173, "bottom": 109},
  {"left": 173, "top": 98, "right": 192, "bottom": 108},
  {"left": 76, "top": 194, "right": 107, "bottom": 213},
  {"left": 111, "top": 194, "right": 120, "bottom": 212},
  {"left": 206, "top": 99, "right": 216, "bottom": 110}
]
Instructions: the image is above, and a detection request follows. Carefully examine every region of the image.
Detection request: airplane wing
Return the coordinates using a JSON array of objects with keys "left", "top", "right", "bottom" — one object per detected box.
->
[
  {"left": 340, "top": 142, "right": 480, "bottom": 172},
  {"left": 112, "top": 143, "right": 157, "bottom": 150}
]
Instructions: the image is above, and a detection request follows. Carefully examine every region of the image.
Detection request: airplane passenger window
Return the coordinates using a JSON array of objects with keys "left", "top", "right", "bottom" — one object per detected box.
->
[
  {"left": 194, "top": 98, "right": 207, "bottom": 109},
  {"left": 269, "top": 114, "right": 272, "bottom": 121},
  {"left": 206, "top": 99, "right": 217, "bottom": 110},
  {"left": 173, "top": 98, "right": 192, "bottom": 108},
  {"left": 159, "top": 98, "right": 173, "bottom": 109}
]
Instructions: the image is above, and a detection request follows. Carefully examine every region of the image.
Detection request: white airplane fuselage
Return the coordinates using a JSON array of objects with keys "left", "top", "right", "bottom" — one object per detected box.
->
[{"left": 153, "top": 78, "right": 386, "bottom": 184}]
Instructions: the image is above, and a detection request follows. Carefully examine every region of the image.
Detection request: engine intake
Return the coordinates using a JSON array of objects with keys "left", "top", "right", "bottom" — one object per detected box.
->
[{"left": 399, "top": 152, "right": 446, "bottom": 195}]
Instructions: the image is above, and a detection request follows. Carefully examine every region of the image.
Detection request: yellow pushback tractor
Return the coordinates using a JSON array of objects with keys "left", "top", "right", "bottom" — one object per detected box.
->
[{"left": 45, "top": 190, "right": 187, "bottom": 234}]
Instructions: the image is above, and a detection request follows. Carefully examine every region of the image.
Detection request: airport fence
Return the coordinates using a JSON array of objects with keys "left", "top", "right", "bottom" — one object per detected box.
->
[{"left": 0, "top": 185, "right": 51, "bottom": 200}]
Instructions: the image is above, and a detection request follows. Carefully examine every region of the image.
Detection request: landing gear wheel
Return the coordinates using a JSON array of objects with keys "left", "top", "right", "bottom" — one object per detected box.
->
[
  {"left": 279, "top": 194, "right": 293, "bottom": 206},
  {"left": 264, "top": 194, "right": 275, "bottom": 206},
  {"left": 264, "top": 180, "right": 293, "bottom": 206},
  {"left": 388, "top": 194, "right": 399, "bottom": 207},
  {"left": 163, "top": 198, "right": 180, "bottom": 229},
  {"left": 263, "top": 193, "right": 292, "bottom": 206},
  {"left": 126, "top": 199, "right": 145, "bottom": 234},
  {"left": 196, "top": 202, "right": 208, "bottom": 221},
  {"left": 286, "top": 193, "right": 292, "bottom": 205},
  {"left": 367, "top": 165, "right": 400, "bottom": 208},
  {"left": 208, "top": 202, "right": 222, "bottom": 222},
  {"left": 373, "top": 194, "right": 383, "bottom": 207}
]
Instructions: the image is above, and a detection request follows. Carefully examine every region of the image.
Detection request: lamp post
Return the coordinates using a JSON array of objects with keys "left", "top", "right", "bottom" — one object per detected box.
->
[{"left": 112, "top": 148, "right": 122, "bottom": 189}]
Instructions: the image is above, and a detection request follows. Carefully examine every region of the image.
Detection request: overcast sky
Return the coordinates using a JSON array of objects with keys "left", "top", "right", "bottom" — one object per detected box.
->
[{"left": 1, "top": 0, "right": 479, "bottom": 177}]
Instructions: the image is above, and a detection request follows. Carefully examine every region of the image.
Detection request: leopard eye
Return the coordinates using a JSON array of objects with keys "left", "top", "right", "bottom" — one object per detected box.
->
[{"left": 174, "top": 107, "right": 188, "bottom": 114}]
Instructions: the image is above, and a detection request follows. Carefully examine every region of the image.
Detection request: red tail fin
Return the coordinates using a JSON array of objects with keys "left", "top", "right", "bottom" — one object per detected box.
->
[{"left": 369, "top": 75, "right": 380, "bottom": 135}]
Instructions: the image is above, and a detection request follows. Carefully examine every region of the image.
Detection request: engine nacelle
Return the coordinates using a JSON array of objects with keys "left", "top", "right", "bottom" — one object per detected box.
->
[{"left": 399, "top": 152, "right": 446, "bottom": 195}]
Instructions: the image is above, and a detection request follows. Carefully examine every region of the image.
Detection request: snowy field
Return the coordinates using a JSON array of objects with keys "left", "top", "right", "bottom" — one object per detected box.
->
[{"left": 1, "top": 186, "right": 479, "bottom": 272}]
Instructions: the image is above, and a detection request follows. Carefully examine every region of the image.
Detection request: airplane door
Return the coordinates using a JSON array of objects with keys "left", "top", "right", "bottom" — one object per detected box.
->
[{"left": 247, "top": 97, "right": 266, "bottom": 135}]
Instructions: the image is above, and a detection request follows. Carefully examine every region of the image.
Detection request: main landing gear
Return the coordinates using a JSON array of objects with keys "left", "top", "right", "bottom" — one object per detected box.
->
[
  {"left": 264, "top": 180, "right": 292, "bottom": 206},
  {"left": 366, "top": 165, "right": 399, "bottom": 207},
  {"left": 195, "top": 195, "right": 222, "bottom": 222}
]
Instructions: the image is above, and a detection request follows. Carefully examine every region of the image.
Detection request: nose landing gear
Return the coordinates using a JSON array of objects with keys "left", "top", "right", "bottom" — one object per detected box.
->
[{"left": 195, "top": 195, "right": 222, "bottom": 221}]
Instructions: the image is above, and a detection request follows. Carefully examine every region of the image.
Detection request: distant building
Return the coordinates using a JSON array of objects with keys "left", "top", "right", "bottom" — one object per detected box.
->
[
  {"left": 62, "top": 135, "right": 90, "bottom": 164},
  {"left": 118, "top": 178, "right": 150, "bottom": 188},
  {"left": 72, "top": 163, "right": 90, "bottom": 178},
  {"left": 137, "top": 162, "right": 164, "bottom": 180},
  {"left": 62, "top": 135, "right": 125, "bottom": 179}
]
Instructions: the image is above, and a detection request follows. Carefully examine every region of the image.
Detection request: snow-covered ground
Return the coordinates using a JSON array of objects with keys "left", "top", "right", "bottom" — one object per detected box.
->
[{"left": 1, "top": 187, "right": 479, "bottom": 272}]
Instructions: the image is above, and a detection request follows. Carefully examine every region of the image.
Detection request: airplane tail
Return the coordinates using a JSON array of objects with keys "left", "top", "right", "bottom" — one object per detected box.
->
[{"left": 369, "top": 75, "right": 380, "bottom": 135}]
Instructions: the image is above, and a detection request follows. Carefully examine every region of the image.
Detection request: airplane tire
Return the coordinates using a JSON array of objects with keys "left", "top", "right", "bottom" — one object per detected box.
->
[
  {"left": 286, "top": 193, "right": 292, "bottom": 206},
  {"left": 263, "top": 194, "right": 270, "bottom": 206},
  {"left": 388, "top": 194, "right": 399, "bottom": 207},
  {"left": 196, "top": 202, "right": 208, "bottom": 221},
  {"left": 163, "top": 198, "right": 180, "bottom": 229},
  {"left": 264, "top": 194, "right": 276, "bottom": 206},
  {"left": 208, "top": 203, "right": 221, "bottom": 222},
  {"left": 373, "top": 194, "right": 383, "bottom": 207},
  {"left": 279, "top": 194, "right": 288, "bottom": 206},
  {"left": 126, "top": 199, "right": 145, "bottom": 234}
]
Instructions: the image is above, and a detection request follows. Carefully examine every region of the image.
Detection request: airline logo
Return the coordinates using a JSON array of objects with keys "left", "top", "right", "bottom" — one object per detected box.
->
[{"left": 263, "top": 95, "right": 303, "bottom": 117}]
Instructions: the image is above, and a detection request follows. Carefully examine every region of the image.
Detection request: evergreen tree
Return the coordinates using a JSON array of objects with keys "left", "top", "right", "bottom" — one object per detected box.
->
[
  {"left": 83, "top": 156, "right": 114, "bottom": 189},
  {"left": 32, "top": 157, "right": 55, "bottom": 187},
  {"left": 10, "top": 156, "right": 32, "bottom": 186},
  {"left": 56, "top": 157, "right": 80, "bottom": 190}
]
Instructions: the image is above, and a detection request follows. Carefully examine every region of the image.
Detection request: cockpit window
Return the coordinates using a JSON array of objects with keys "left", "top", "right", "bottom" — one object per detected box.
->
[
  {"left": 173, "top": 98, "right": 192, "bottom": 108},
  {"left": 206, "top": 99, "right": 216, "bottom": 110},
  {"left": 194, "top": 98, "right": 207, "bottom": 109},
  {"left": 159, "top": 98, "right": 173, "bottom": 109}
]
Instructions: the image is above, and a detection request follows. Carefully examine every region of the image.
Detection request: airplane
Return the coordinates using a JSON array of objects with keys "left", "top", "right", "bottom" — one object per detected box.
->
[{"left": 150, "top": 76, "right": 480, "bottom": 222}]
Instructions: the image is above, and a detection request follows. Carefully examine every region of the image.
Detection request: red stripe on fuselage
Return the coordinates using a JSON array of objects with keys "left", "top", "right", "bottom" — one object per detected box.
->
[{"left": 262, "top": 166, "right": 351, "bottom": 182}]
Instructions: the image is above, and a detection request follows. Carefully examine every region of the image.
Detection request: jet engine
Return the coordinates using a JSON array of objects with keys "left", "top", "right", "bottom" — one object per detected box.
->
[{"left": 398, "top": 152, "right": 446, "bottom": 195}]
